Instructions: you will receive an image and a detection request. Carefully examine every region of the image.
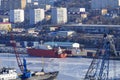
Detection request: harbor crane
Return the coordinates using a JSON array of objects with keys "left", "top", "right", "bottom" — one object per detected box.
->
[
  {"left": 9, "top": 33, "right": 59, "bottom": 80},
  {"left": 84, "top": 34, "right": 117, "bottom": 80},
  {"left": 10, "top": 33, "right": 31, "bottom": 79}
]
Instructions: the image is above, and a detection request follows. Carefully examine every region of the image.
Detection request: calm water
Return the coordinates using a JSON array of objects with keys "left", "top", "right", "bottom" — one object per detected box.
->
[{"left": 0, "top": 53, "right": 120, "bottom": 80}]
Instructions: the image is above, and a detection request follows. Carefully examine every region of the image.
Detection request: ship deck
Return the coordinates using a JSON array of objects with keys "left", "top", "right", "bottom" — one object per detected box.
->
[{"left": 14, "top": 71, "right": 59, "bottom": 80}]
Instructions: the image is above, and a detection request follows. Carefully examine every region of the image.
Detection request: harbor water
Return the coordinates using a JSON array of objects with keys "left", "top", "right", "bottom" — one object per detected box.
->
[{"left": 0, "top": 53, "right": 120, "bottom": 80}]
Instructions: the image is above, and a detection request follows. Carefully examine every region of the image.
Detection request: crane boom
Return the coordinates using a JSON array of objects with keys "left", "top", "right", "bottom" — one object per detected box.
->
[
  {"left": 84, "top": 34, "right": 116, "bottom": 80},
  {"left": 84, "top": 50, "right": 101, "bottom": 79},
  {"left": 10, "top": 33, "right": 31, "bottom": 79},
  {"left": 10, "top": 33, "right": 24, "bottom": 73},
  {"left": 98, "top": 35, "right": 110, "bottom": 80}
]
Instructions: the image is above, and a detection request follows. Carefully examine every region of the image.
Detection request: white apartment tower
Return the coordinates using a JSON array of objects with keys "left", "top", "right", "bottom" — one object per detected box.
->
[
  {"left": 91, "top": 0, "right": 120, "bottom": 9},
  {"left": 30, "top": 8, "right": 45, "bottom": 25},
  {"left": 10, "top": 9, "right": 24, "bottom": 23},
  {"left": 51, "top": 7, "right": 67, "bottom": 24}
]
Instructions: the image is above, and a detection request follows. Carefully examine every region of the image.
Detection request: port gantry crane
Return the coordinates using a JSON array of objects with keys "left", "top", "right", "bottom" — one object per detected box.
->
[
  {"left": 10, "top": 33, "right": 31, "bottom": 79},
  {"left": 84, "top": 34, "right": 117, "bottom": 80}
]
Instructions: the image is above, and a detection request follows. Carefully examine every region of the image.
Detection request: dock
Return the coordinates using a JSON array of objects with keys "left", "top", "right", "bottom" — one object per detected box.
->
[{"left": 0, "top": 46, "right": 27, "bottom": 54}]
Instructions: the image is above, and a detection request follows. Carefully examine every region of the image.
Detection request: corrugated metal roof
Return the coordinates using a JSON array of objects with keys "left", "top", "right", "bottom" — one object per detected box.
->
[{"left": 44, "top": 42, "right": 75, "bottom": 47}]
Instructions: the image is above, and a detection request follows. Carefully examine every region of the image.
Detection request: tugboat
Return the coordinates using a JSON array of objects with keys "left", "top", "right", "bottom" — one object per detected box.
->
[{"left": 0, "top": 67, "right": 18, "bottom": 80}]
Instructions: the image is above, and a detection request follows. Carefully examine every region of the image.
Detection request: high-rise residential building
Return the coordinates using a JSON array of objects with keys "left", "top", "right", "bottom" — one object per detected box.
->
[
  {"left": 29, "top": 8, "right": 45, "bottom": 25},
  {"left": 91, "top": 0, "right": 120, "bottom": 9},
  {"left": 27, "top": 0, "right": 32, "bottom": 3},
  {"left": 38, "top": 0, "right": 55, "bottom": 5},
  {"left": 0, "top": 0, "right": 1, "bottom": 6},
  {"left": 10, "top": 9, "right": 24, "bottom": 23},
  {"left": 51, "top": 7, "right": 67, "bottom": 24},
  {"left": 20, "top": 0, "right": 26, "bottom": 9},
  {"left": 1, "top": 0, "right": 26, "bottom": 12}
]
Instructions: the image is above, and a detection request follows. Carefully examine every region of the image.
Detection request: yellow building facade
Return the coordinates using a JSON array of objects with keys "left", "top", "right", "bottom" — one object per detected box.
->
[{"left": 0, "top": 22, "right": 12, "bottom": 32}]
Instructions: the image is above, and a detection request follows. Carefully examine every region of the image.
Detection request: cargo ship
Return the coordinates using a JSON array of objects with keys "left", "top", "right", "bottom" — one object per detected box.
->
[
  {"left": 27, "top": 42, "right": 91, "bottom": 58},
  {"left": 27, "top": 44, "right": 68, "bottom": 58}
]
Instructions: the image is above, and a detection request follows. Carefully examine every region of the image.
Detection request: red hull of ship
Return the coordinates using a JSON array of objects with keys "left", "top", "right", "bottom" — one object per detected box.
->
[{"left": 27, "top": 48, "right": 67, "bottom": 58}]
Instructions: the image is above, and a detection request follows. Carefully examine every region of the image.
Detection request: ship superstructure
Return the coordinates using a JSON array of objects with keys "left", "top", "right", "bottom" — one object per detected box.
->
[{"left": 0, "top": 67, "right": 18, "bottom": 80}]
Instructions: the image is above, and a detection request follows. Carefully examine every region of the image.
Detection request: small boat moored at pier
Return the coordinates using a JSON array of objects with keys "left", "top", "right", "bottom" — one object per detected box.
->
[{"left": 0, "top": 67, "right": 18, "bottom": 80}]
